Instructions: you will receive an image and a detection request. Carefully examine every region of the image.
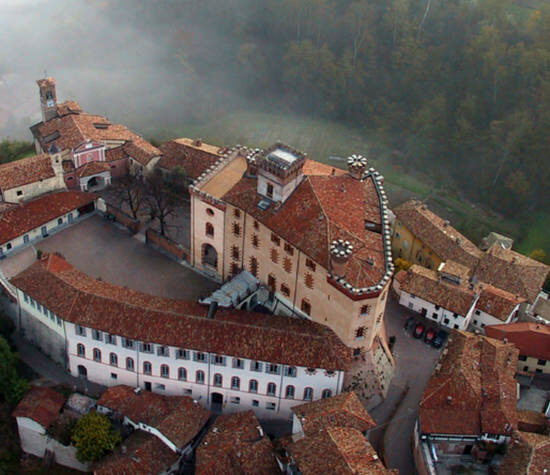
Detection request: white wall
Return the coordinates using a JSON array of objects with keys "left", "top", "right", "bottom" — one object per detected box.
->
[{"left": 470, "top": 305, "right": 519, "bottom": 333}]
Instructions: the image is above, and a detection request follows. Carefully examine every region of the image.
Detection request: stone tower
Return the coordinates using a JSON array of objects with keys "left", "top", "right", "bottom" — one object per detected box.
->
[{"left": 36, "top": 77, "right": 57, "bottom": 123}]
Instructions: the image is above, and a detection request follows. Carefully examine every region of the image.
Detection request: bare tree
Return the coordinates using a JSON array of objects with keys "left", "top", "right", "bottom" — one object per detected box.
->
[
  {"left": 144, "top": 169, "right": 181, "bottom": 236},
  {"left": 108, "top": 175, "right": 145, "bottom": 219}
]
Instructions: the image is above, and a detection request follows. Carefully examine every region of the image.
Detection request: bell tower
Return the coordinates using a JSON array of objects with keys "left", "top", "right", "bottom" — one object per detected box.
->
[{"left": 36, "top": 77, "right": 58, "bottom": 122}]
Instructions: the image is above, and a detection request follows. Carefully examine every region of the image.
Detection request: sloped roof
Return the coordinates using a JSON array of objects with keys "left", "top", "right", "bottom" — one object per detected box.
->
[
  {"left": 0, "top": 154, "right": 55, "bottom": 191},
  {"left": 158, "top": 138, "right": 222, "bottom": 179},
  {"left": 291, "top": 391, "right": 375, "bottom": 436},
  {"left": 0, "top": 190, "right": 97, "bottom": 245},
  {"left": 485, "top": 322, "right": 550, "bottom": 361},
  {"left": 12, "top": 386, "right": 66, "bottom": 428},
  {"left": 394, "top": 200, "right": 482, "bottom": 268},
  {"left": 75, "top": 161, "right": 110, "bottom": 178},
  {"left": 97, "top": 385, "right": 209, "bottom": 449},
  {"left": 195, "top": 411, "right": 279, "bottom": 475},
  {"left": 498, "top": 431, "right": 550, "bottom": 475},
  {"left": 419, "top": 331, "right": 518, "bottom": 436},
  {"left": 475, "top": 285, "right": 524, "bottom": 321},
  {"left": 56, "top": 101, "right": 83, "bottom": 117},
  {"left": 105, "top": 145, "right": 129, "bottom": 162},
  {"left": 10, "top": 254, "right": 351, "bottom": 371}
]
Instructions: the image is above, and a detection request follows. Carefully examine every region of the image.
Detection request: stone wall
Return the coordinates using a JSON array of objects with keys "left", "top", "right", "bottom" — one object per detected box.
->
[
  {"left": 20, "top": 307, "right": 66, "bottom": 367},
  {"left": 105, "top": 203, "right": 141, "bottom": 234},
  {"left": 146, "top": 229, "right": 189, "bottom": 262}
]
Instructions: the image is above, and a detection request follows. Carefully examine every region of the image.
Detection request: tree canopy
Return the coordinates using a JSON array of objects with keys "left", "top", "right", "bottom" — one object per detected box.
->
[{"left": 71, "top": 411, "right": 121, "bottom": 463}]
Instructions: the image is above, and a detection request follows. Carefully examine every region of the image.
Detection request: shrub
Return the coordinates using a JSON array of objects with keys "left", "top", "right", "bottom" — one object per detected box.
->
[{"left": 71, "top": 411, "right": 121, "bottom": 462}]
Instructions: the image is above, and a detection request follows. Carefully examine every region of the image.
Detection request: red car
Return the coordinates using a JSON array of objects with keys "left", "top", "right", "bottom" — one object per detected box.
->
[
  {"left": 424, "top": 328, "right": 436, "bottom": 344},
  {"left": 414, "top": 323, "right": 425, "bottom": 339}
]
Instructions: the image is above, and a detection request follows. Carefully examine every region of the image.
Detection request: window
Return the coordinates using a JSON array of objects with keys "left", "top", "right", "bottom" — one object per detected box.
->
[
  {"left": 176, "top": 349, "right": 189, "bottom": 360},
  {"left": 76, "top": 325, "right": 86, "bottom": 336},
  {"left": 206, "top": 208, "right": 214, "bottom": 216},
  {"left": 24, "top": 235, "right": 29, "bottom": 244},
  {"left": 16, "top": 190, "right": 22, "bottom": 196},
  {"left": 249, "top": 380, "right": 258, "bottom": 393},
  {"left": 160, "top": 364, "right": 169, "bottom": 378},
  {"left": 518, "top": 355, "right": 527, "bottom": 361},
  {"left": 214, "top": 373, "right": 223, "bottom": 387},
  {"left": 230, "top": 396, "right": 240, "bottom": 404},
  {"left": 284, "top": 243, "right": 294, "bottom": 255},
  {"left": 77, "top": 343, "right": 85, "bottom": 357},
  {"left": 285, "top": 366, "right": 297, "bottom": 377},
  {"left": 453, "top": 324, "right": 459, "bottom": 329},
  {"left": 443, "top": 318, "right": 450, "bottom": 325},
  {"left": 322, "top": 389, "right": 332, "bottom": 399},
  {"left": 233, "top": 222, "right": 241, "bottom": 237},
  {"left": 92, "top": 329, "right": 102, "bottom": 341},
  {"left": 37, "top": 303, "right": 42, "bottom": 312},
  {"left": 93, "top": 348, "right": 101, "bottom": 362},
  {"left": 56, "top": 316, "right": 61, "bottom": 326},
  {"left": 249, "top": 257, "right": 258, "bottom": 277},
  {"left": 433, "top": 313, "right": 438, "bottom": 319},
  {"left": 143, "top": 361, "right": 152, "bottom": 375},
  {"left": 353, "top": 348, "right": 361, "bottom": 356},
  {"left": 267, "top": 274, "right": 276, "bottom": 292},
  {"left": 266, "top": 183, "right": 274, "bottom": 198},
  {"left": 212, "top": 355, "right": 226, "bottom": 366},
  {"left": 305, "top": 259, "right": 316, "bottom": 271},
  {"left": 355, "top": 327, "right": 365, "bottom": 339},
  {"left": 57, "top": 218, "right": 63, "bottom": 225},
  {"left": 232, "top": 246, "right": 240, "bottom": 260},
  {"left": 267, "top": 382, "right": 277, "bottom": 396},
  {"left": 205, "top": 222, "right": 214, "bottom": 237},
  {"left": 23, "top": 293, "right": 29, "bottom": 303},
  {"left": 271, "top": 233, "right": 280, "bottom": 245},
  {"left": 360, "top": 305, "right": 370, "bottom": 316},
  {"left": 232, "top": 358, "right": 244, "bottom": 369},
  {"left": 6, "top": 243, "right": 11, "bottom": 250},
  {"left": 266, "top": 402, "right": 276, "bottom": 410},
  {"left": 251, "top": 361, "right": 263, "bottom": 372},
  {"left": 122, "top": 338, "right": 134, "bottom": 349},
  {"left": 523, "top": 366, "right": 529, "bottom": 372},
  {"left": 184, "top": 389, "right": 192, "bottom": 396},
  {"left": 157, "top": 346, "right": 169, "bottom": 357},
  {"left": 233, "top": 209, "right": 241, "bottom": 218},
  {"left": 281, "top": 283, "right": 290, "bottom": 297},
  {"left": 109, "top": 353, "right": 118, "bottom": 366},
  {"left": 304, "top": 273, "right": 314, "bottom": 289},
  {"left": 252, "top": 234, "right": 259, "bottom": 248},
  {"left": 435, "top": 305, "right": 441, "bottom": 310},
  {"left": 253, "top": 220, "right": 259, "bottom": 230},
  {"left": 230, "top": 263, "right": 240, "bottom": 275},
  {"left": 285, "top": 385, "right": 295, "bottom": 399},
  {"left": 231, "top": 377, "right": 240, "bottom": 390},
  {"left": 126, "top": 357, "right": 134, "bottom": 371},
  {"left": 303, "top": 387, "right": 313, "bottom": 401},
  {"left": 536, "top": 369, "right": 543, "bottom": 374},
  {"left": 537, "top": 359, "right": 547, "bottom": 366},
  {"left": 283, "top": 257, "right": 292, "bottom": 273},
  {"left": 270, "top": 248, "right": 279, "bottom": 264},
  {"left": 155, "top": 383, "right": 166, "bottom": 390},
  {"left": 301, "top": 299, "right": 311, "bottom": 316},
  {"left": 252, "top": 400, "right": 259, "bottom": 407},
  {"left": 194, "top": 352, "right": 207, "bottom": 362},
  {"left": 105, "top": 334, "right": 116, "bottom": 345},
  {"left": 111, "top": 373, "right": 117, "bottom": 380},
  {"left": 141, "top": 343, "right": 153, "bottom": 353}
]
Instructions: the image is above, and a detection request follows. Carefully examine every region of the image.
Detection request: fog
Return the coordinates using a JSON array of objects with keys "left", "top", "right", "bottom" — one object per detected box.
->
[{"left": 0, "top": 0, "right": 256, "bottom": 139}]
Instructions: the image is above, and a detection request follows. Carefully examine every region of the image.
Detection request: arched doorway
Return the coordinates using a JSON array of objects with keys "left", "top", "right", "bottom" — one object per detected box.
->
[
  {"left": 202, "top": 244, "right": 218, "bottom": 269},
  {"left": 77, "top": 365, "right": 87, "bottom": 379},
  {"left": 211, "top": 392, "right": 223, "bottom": 413}
]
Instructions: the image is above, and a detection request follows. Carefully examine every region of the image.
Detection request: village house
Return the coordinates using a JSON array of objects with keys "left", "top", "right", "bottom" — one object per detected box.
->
[
  {"left": 189, "top": 144, "right": 395, "bottom": 404},
  {"left": 413, "top": 331, "right": 519, "bottom": 474},
  {"left": 195, "top": 410, "right": 279, "bottom": 474},
  {"left": 10, "top": 253, "right": 351, "bottom": 420},
  {"left": 485, "top": 322, "right": 550, "bottom": 375},
  {"left": 497, "top": 431, "right": 550, "bottom": 474},
  {"left": 30, "top": 77, "right": 161, "bottom": 188}
]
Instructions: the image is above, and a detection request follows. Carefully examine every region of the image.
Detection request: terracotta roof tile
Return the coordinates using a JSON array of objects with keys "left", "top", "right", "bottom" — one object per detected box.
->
[
  {"left": 98, "top": 385, "right": 209, "bottom": 448},
  {"left": 0, "top": 190, "right": 97, "bottom": 245},
  {"left": 419, "top": 331, "right": 518, "bottom": 436},
  {"left": 56, "top": 101, "right": 82, "bottom": 117},
  {"left": 11, "top": 254, "right": 351, "bottom": 371},
  {"left": 0, "top": 154, "right": 55, "bottom": 191},
  {"left": 105, "top": 145, "right": 128, "bottom": 162},
  {"left": 291, "top": 392, "right": 375, "bottom": 436},
  {"left": 195, "top": 411, "right": 279, "bottom": 475},
  {"left": 498, "top": 431, "right": 550, "bottom": 474},
  {"left": 485, "top": 322, "right": 550, "bottom": 361},
  {"left": 12, "top": 386, "right": 66, "bottom": 428},
  {"left": 475, "top": 285, "right": 524, "bottom": 322},
  {"left": 158, "top": 138, "right": 222, "bottom": 179},
  {"left": 75, "top": 161, "right": 110, "bottom": 178}
]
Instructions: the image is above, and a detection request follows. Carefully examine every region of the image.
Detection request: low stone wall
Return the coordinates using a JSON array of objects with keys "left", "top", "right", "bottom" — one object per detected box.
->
[
  {"left": 145, "top": 229, "right": 189, "bottom": 262},
  {"left": 105, "top": 204, "right": 141, "bottom": 234}
]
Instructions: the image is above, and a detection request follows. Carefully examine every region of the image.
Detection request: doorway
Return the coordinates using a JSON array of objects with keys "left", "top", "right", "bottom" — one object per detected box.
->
[
  {"left": 202, "top": 244, "right": 218, "bottom": 269},
  {"left": 77, "top": 365, "right": 87, "bottom": 379},
  {"left": 144, "top": 382, "right": 152, "bottom": 392},
  {"left": 211, "top": 392, "right": 223, "bottom": 413}
]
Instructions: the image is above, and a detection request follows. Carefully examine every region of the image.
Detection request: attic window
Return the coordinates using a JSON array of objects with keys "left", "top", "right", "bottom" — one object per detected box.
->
[
  {"left": 93, "top": 122, "right": 110, "bottom": 130},
  {"left": 43, "top": 131, "right": 60, "bottom": 143}
]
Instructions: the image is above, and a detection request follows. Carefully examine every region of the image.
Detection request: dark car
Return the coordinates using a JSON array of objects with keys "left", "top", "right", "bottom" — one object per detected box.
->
[
  {"left": 424, "top": 328, "right": 436, "bottom": 344},
  {"left": 404, "top": 316, "right": 416, "bottom": 332},
  {"left": 414, "top": 323, "right": 425, "bottom": 339},
  {"left": 432, "top": 329, "right": 448, "bottom": 349}
]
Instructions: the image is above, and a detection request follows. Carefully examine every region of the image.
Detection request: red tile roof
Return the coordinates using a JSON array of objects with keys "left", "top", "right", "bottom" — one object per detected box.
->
[
  {"left": 498, "top": 431, "right": 550, "bottom": 475},
  {"left": 394, "top": 200, "right": 482, "bottom": 268},
  {"left": 12, "top": 386, "right": 66, "bottom": 428},
  {"left": 475, "top": 285, "right": 524, "bottom": 322},
  {"left": 158, "top": 138, "right": 223, "bottom": 179},
  {"left": 195, "top": 411, "right": 279, "bottom": 475},
  {"left": 286, "top": 426, "right": 396, "bottom": 474},
  {"left": 97, "top": 385, "right": 209, "bottom": 449},
  {"left": 56, "top": 101, "right": 82, "bottom": 117},
  {"left": 75, "top": 161, "right": 110, "bottom": 178},
  {"left": 485, "top": 322, "right": 550, "bottom": 361},
  {"left": 291, "top": 392, "right": 375, "bottom": 436},
  {"left": 94, "top": 430, "right": 179, "bottom": 475},
  {"left": 11, "top": 254, "right": 350, "bottom": 371},
  {"left": 0, "top": 190, "right": 97, "bottom": 245},
  {"left": 0, "top": 154, "right": 55, "bottom": 191},
  {"left": 105, "top": 145, "right": 129, "bottom": 162},
  {"left": 419, "top": 331, "right": 518, "bottom": 436}
]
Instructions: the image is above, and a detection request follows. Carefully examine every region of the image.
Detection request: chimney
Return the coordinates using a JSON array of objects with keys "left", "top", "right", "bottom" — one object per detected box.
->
[
  {"left": 446, "top": 396, "right": 452, "bottom": 405},
  {"left": 330, "top": 239, "right": 353, "bottom": 277},
  {"left": 194, "top": 138, "right": 202, "bottom": 147},
  {"left": 37, "top": 77, "right": 58, "bottom": 122},
  {"left": 347, "top": 154, "right": 368, "bottom": 180},
  {"left": 443, "top": 220, "right": 450, "bottom": 227},
  {"left": 207, "top": 301, "right": 218, "bottom": 319}
]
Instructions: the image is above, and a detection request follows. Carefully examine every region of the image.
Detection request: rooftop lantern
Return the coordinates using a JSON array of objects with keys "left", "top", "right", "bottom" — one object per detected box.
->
[
  {"left": 330, "top": 239, "right": 353, "bottom": 277},
  {"left": 347, "top": 154, "right": 368, "bottom": 180}
]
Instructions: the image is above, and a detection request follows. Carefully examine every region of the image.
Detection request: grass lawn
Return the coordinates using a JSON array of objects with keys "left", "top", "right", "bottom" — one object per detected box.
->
[{"left": 516, "top": 212, "right": 550, "bottom": 260}]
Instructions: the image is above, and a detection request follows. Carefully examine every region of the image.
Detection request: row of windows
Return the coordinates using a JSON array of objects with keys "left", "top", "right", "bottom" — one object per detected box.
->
[
  {"left": 518, "top": 355, "right": 547, "bottom": 366},
  {"left": 23, "top": 293, "right": 62, "bottom": 326}
]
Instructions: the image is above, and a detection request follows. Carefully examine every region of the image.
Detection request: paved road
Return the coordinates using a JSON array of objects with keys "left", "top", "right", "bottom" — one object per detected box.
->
[{"left": 368, "top": 293, "right": 443, "bottom": 474}]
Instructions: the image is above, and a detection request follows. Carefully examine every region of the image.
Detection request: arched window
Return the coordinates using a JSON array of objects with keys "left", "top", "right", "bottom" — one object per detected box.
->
[
  {"left": 93, "top": 348, "right": 101, "bottom": 362},
  {"left": 178, "top": 367, "right": 187, "bottom": 381},
  {"left": 232, "top": 222, "right": 241, "bottom": 237},
  {"left": 196, "top": 370, "right": 205, "bottom": 384},
  {"left": 205, "top": 222, "right": 214, "bottom": 237},
  {"left": 161, "top": 364, "right": 169, "bottom": 378},
  {"left": 77, "top": 343, "right": 85, "bottom": 357},
  {"left": 143, "top": 361, "right": 152, "bottom": 375},
  {"left": 267, "top": 382, "right": 276, "bottom": 396},
  {"left": 126, "top": 357, "right": 134, "bottom": 371},
  {"left": 206, "top": 208, "right": 214, "bottom": 216},
  {"left": 249, "top": 379, "right": 258, "bottom": 393},
  {"left": 285, "top": 385, "right": 295, "bottom": 399},
  {"left": 249, "top": 257, "right": 258, "bottom": 277},
  {"left": 214, "top": 373, "right": 223, "bottom": 387},
  {"left": 231, "top": 377, "right": 240, "bottom": 390},
  {"left": 303, "top": 387, "right": 313, "bottom": 401},
  {"left": 109, "top": 353, "right": 117, "bottom": 366},
  {"left": 322, "top": 389, "right": 332, "bottom": 399}
]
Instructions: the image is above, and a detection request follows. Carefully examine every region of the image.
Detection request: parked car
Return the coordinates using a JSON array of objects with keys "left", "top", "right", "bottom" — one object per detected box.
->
[
  {"left": 414, "top": 323, "right": 425, "bottom": 339},
  {"left": 404, "top": 316, "right": 416, "bottom": 332},
  {"left": 424, "top": 328, "right": 436, "bottom": 344},
  {"left": 432, "top": 329, "right": 448, "bottom": 349}
]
